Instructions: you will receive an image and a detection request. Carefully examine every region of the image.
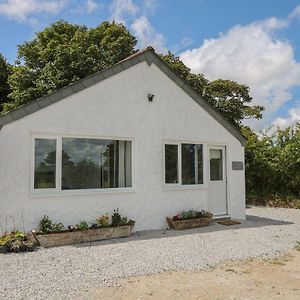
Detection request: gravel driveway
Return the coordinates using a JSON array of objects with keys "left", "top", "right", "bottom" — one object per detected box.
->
[{"left": 1, "top": 207, "right": 300, "bottom": 300}]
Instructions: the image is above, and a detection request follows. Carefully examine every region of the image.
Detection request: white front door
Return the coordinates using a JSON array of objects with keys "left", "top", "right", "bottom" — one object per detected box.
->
[{"left": 208, "top": 146, "right": 227, "bottom": 216}]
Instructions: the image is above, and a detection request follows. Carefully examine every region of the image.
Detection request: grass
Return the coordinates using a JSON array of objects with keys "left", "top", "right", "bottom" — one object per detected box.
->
[
  {"left": 263, "top": 255, "right": 291, "bottom": 266},
  {"left": 295, "top": 242, "right": 300, "bottom": 251},
  {"left": 225, "top": 268, "right": 238, "bottom": 273},
  {"left": 266, "top": 259, "right": 286, "bottom": 266}
]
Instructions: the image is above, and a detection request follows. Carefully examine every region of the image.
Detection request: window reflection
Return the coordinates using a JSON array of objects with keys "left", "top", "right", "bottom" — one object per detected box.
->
[
  {"left": 181, "top": 144, "right": 203, "bottom": 185},
  {"left": 34, "top": 139, "right": 56, "bottom": 189},
  {"left": 165, "top": 144, "right": 178, "bottom": 183},
  {"left": 210, "top": 149, "right": 223, "bottom": 181},
  {"left": 62, "top": 138, "right": 132, "bottom": 190}
]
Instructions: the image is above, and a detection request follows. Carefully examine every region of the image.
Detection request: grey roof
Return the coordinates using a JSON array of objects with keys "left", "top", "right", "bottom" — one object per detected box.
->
[{"left": 0, "top": 46, "right": 246, "bottom": 146}]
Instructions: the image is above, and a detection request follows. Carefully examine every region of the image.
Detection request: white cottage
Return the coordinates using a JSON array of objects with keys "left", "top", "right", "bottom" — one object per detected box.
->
[{"left": 0, "top": 47, "right": 246, "bottom": 232}]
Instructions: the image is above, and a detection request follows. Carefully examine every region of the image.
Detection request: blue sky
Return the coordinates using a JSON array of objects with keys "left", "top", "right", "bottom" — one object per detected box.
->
[{"left": 0, "top": 0, "right": 300, "bottom": 131}]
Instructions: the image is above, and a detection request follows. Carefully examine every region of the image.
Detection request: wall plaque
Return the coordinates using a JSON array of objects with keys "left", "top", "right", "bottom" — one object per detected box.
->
[{"left": 232, "top": 161, "right": 244, "bottom": 170}]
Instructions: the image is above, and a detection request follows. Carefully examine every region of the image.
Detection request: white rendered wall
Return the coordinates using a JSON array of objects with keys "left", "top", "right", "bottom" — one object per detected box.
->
[{"left": 0, "top": 61, "right": 245, "bottom": 232}]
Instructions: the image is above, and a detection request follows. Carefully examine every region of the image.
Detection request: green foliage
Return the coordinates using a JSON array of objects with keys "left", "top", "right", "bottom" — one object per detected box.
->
[
  {"left": 76, "top": 220, "right": 89, "bottom": 231},
  {"left": 161, "top": 52, "right": 263, "bottom": 127},
  {"left": 97, "top": 214, "right": 110, "bottom": 228},
  {"left": 247, "top": 194, "right": 300, "bottom": 209},
  {"left": 3, "top": 19, "right": 261, "bottom": 130},
  {"left": 111, "top": 209, "right": 129, "bottom": 227},
  {"left": 120, "top": 217, "right": 128, "bottom": 226},
  {"left": 181, "top": 209, "right": 196, "bottom": 219},
  {"left": 0, "top": 231, "right": 34, "bottom": 253},
  {"left": 173, "top": 209, "right": 212, "bottom": 220},
  {"left": 243, "top": 124, "right": 300, "bottom": 197},
  {"left": 39, "top": 215, "right": 64, "bottom": 234},
  {"left": 0, "top": 53, "right": 11, "bottom": 112},
  {"left": 111, "top": 209, "right": 122, "bottom": 227},
  {"left": 4, "top": 20, "right": 136, "bottom": 112},
  {"left": 204, "top": 80, "right": 263, "bottom": 126}
]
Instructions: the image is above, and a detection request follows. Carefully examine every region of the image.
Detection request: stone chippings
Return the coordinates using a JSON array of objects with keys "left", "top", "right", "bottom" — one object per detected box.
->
[{"left": 0, "top": 207, "right": 299, "bottom": 299}]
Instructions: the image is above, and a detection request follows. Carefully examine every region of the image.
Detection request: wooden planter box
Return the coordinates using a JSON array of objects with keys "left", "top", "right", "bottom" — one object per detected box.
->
[
  {"left": 166, "top": 216, "right": 212, "bottom": 230},
  {"left": 34, "top": 225, "right": 133, "bottom": 248}
]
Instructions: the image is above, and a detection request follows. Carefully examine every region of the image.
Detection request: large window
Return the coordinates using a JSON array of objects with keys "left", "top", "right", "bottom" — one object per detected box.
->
[
  {"left": 33, "top": 136, "right": 132, "bottom": 191},
  {"left": 164, "top": 142, "right": 203, "bottom": 186}
]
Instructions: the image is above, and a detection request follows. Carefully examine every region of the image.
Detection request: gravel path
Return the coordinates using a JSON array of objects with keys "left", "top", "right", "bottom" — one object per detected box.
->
[{"left": 1, "top": 207, "right": 300, "bottom": 300}]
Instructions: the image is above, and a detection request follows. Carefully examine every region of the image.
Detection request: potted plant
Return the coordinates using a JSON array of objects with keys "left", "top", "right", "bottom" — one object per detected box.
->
[
  {"left": 33, "top": 209, "right": 135, "bottom": 248},
  {"left": 0, "top": 231, "right": 35, "bottom": 253},
  {"left": 166, "top": 209, "right": 213, "bottom": 230}
]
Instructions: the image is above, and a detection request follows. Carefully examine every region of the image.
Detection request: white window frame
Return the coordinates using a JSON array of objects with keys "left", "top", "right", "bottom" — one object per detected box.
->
[
  {"left": 30, "top": 133, "right": 134, "bottom": 196},
  {"left": 163, "top": 140, "right": 207, "bottom": 190}
]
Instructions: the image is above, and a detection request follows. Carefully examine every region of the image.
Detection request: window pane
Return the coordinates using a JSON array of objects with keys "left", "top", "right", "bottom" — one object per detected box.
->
[
  {"left": 181, "top": 144, "right": 203, "bottom": 185},
  {"left": 210, "top": 149, "right": 223, "bottom": 181},
  {"left": 62, "top": 138, "right": 132, "bottom": 190},
  {"left": 165, "top": 144, "right": 178, "bottom": 183},
  {"left": 34, "top": 139, "right": 56, "bottom": 189}
]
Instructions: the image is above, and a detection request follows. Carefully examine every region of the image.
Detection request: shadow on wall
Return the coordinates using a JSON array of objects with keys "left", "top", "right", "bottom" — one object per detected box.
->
[{"left": 71, "top": 212, "right": 294, "bottom": 249}]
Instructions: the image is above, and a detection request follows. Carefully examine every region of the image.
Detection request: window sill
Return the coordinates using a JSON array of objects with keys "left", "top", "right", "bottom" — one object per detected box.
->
[
  {"left": 29, "top": 187, "right": 135, "bottom": 198},
  {"left": 162, "top": 184, "right": 207, "bottom": 191}
]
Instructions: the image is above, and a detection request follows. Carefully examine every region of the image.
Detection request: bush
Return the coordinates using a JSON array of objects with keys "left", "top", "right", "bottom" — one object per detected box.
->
[
  {"left": 76, "top": 220, "right": 89, "bottom": 231},
  {"left": 172, "top": 209, "right": 212, "bottom": 221},
  {"left": 97, "top": 214, "right": 110, "bottom": 228},
  {"left": 39, "top": 215, "right": 64, "bottom": 234},
  {"left": 0, "top": 231, "right": 35, "bottom": 253}
]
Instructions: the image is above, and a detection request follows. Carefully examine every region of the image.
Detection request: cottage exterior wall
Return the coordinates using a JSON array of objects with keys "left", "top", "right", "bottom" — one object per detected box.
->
[{"left": 0, "top": 61, "right": 245, "bottom": 232}]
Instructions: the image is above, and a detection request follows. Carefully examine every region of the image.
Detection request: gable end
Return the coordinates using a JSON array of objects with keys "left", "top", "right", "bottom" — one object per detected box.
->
[{"left": 0, "top": 47, "right": 246, "bottom": 146}]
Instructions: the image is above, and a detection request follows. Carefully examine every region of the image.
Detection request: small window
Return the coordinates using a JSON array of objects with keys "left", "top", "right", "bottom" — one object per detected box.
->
[
  {"left": 165, "top": 144, "right": 178, "bottom": 184},
  {"left": 62, "top": 138, "right": 132, "bottom": 190},
  {"left": 181, "top": 144, "right": 203, "bottom": 184},
  {"left": 210, "top": 149, "right": 223, "bottom": 181},
  {"left": 34, "top": 138, "right": 56, "bottom": 189}
]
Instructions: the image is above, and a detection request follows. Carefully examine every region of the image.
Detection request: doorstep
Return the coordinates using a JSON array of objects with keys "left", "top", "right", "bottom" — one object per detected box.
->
[{"left": 213, "top": 214, "right": 231, "bottom": 221}]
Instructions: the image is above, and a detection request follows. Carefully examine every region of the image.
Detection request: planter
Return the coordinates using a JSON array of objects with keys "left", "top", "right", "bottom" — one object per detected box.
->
[
  {"left": 34, "top": 224, "right": 134, "bottom": 248},
  {"left": 166, "top": 216, "right": 212, "bottom": 230}
]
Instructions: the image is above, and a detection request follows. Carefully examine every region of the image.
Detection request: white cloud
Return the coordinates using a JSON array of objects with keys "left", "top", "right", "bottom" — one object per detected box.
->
[
  {"left": 0, "top": 0, "right": 67, "bottom": 22},
  {"left": 109, "top": 0, "right": 139, "bottom": 23},
  {"left": 171, "top": 36, "right": 194, "bottom": 53},
  {"left": 180, "top": 17, "right": 300, "bottom": 130},
  {"left": 289, "top": 4, "right": 300, "bottom": 19},
  {"left": 141, "top": 0, "right": 157, "bottom": 14},
  {"left": 272, "top": 107, "right": 300, "bottom": 129},
  {"left": 131, "top": 16, "right": 166, "bottom": 52},
  {"left": 86, "top": 0, "right": 98, "bottom": 14},
  {"left": 109, "top": 0, "right": 166, "bottom": 52}
]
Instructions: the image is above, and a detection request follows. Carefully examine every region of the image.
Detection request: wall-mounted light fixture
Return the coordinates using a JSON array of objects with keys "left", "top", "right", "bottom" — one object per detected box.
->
[{"left": 148, "top": 93, "right": 155, "bottom": 102}]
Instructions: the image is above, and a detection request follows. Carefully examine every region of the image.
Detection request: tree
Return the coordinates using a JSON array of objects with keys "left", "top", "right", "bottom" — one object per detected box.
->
[
  {"left": 203, "top": 80, "right": 263, "bottom": 126},
  {"left": 4, "top": 20, "right": 262, "bottom": 129},
  {"left": 161, "top": 51, "right": 208, "bottom": 95},
  {"left": 161, "top": 52, "right": 263, "bottom": 127},
  {"left": 242, "top": 125, "right": 300, "bottom": 196},
  {"left": 4, "top": 20, "right": 136, "bottom": 112},
  {"left": 0, "top": 53, "right": 11, "bottom": 112}
]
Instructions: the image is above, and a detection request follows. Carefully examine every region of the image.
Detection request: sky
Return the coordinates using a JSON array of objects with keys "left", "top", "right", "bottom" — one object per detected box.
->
[{"left": 0, "top": 0, "right": 300, "bottom": 131}]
